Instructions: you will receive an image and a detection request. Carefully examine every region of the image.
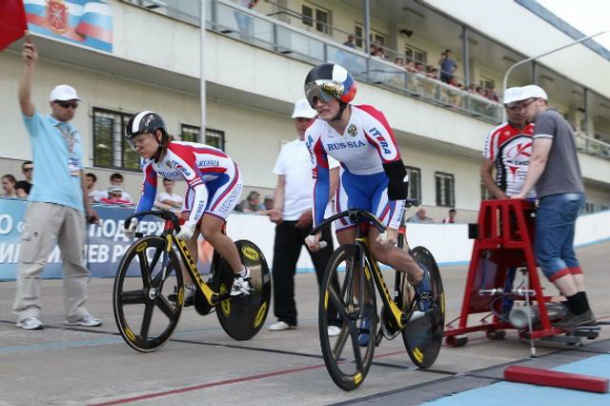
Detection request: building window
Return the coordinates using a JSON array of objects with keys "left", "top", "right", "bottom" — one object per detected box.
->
[
  {"left": 354, "top": 25, "right": 386, "bottom": 49},
  {"left": 480, "top": 77, "right": 495, "bottom": 90},
  {"left": 302, "top": 5, "right": 330, "bottom": 34},
  {"left": 480, "top": 182, "right": 494, "bottom": 201},
  {"left": 405, "top": 166, "right": 421, "bottom": 201},
  {"left": 404, "top": 44, "right": 427, "bottom": 65},
  {"left": 180, "top": 124, "right": 226, "bottom": 151},
  {"left": 93, "top": 108, "right": 139, "bottom": 170},
  {"left": 435, "top": 172, "right": 455, "bottom": 207}
]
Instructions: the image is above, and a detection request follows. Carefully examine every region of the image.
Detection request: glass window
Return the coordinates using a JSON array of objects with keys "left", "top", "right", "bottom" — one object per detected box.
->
[
  {"left": 405, "top": 44, "right": 427, "bottom": 64},
  {"left": 93, "top": 108, "right": 139, "bottom": 170},
  {"left": 405, "top": 166, "right": 421, "bottom": 201},
  {"left": 302, "top": 5, "right": 313, "bottom": 27},
  {"left": 180, "top": 124, "right": 226, "bottom": 151},
  {"left": 355, "top": 24, "right": 386, "bottom": 50},
  {"left": 315, "top": 8, "right": 329, "bottom": 34},
  {"left": 435, "top": 172, "right": 455, "bottom": 207}
]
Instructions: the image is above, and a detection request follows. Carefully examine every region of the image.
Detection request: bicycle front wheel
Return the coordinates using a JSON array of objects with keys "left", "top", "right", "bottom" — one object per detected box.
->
[
  {"left": 113, "top": 235, "right": 184, "bottom": 352},
  {"left": 400, "top": 246, "right": 445, "bottom": 368},
  {"left": 319, "top": 244, "right": 378, "bottom": 391}
]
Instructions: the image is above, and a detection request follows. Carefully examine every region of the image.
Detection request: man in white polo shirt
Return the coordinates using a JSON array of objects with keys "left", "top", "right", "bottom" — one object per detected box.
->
[
  {"left": 267, "top": 99, "right": 340, "bottom": 334},
  {"left": 13, "top": 36, "right": 101, "bottom": 330}
]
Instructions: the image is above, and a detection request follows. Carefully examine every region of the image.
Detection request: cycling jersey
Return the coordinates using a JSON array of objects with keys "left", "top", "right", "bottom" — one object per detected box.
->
[
  {"left": 306, "top": 104, "right": 406, "bottom": 230},
  {"left": 483, "top": 122, "right": 535, "bottom": 199},
  {"left": 135, "top": 141, "right": 243, "bottom": 224}
]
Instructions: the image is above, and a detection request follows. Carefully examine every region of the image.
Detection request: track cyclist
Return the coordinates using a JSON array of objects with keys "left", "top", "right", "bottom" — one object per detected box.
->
[
  {"left": 302, "top": 63, "right": 432, "bottom": 344},
  {"left": 122, "top": 111, "right": 251, "bottom": 299}
]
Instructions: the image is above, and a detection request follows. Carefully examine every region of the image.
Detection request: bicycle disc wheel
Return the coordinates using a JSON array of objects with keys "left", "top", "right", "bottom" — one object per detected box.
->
[
  {"left": 319, "top": 244, "right": 378, "bottom": 391},
  {"left": 214, "top": 240, "right": 271, "bottom": 341},
  {"left": 400, "top": 246, "right": 445, "bottom": 368},
  {"left": 113, "top": 235, "right": 184, "bottom": 352}
]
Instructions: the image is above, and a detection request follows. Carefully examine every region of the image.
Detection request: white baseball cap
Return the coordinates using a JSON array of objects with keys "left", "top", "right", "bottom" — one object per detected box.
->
[
  {"left": 291, "top": 98, "right": 318, "bottom": 119},
  {"left": 49, "top": 84, "right": 81, "bottom": 102},
  {"left": 520, "top": 84, "right": 548, "bottom": 101},
  {"left": 503, "top": 86, "right": 523, "bottom": 106}
]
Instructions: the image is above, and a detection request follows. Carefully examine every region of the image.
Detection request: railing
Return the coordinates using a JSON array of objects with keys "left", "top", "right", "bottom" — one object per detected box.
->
[
  {"left": 576, "top": 132, "right": 610, "bottom": 160},
  {"left": 122, "top": 0, "right": 504, "bottom": 123}
]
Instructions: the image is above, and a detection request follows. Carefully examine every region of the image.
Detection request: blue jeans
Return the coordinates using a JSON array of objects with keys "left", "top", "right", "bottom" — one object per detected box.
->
[{"left": 535, "top": 193, "right": 584, "bottom": 281}]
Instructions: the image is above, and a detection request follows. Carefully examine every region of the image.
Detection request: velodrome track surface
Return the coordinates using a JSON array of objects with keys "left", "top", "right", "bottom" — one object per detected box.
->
[{"left": 0, "top": 241, "right": 609, "bottom": 406}]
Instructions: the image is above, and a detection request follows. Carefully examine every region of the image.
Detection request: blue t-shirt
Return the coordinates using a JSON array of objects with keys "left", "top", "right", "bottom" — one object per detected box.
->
[
  {"left": 441, "top": 58, "right": 457, "bottom": 75},
  {"left": 22, "top": 111, "right": 84, "bottom": 212}
]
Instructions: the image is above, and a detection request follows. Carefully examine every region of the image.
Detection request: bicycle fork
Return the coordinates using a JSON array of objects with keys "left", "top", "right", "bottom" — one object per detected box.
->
[{"left": 174, "top": 237, "right": 220, "bottom": 306}]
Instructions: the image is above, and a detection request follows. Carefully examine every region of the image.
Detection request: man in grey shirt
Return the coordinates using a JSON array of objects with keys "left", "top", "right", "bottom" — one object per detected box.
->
[{"left": 513, "top": 85, "right": 594, "bottom": 330}]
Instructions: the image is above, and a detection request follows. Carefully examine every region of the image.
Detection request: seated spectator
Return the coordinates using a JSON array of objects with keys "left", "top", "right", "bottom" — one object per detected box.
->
[
  {"left": 239, "top": 191, "right": 264, "bottom": 213},
  {"left": 343, "top": 34, "right": 356, "bottom": 49},
  {"left": 405, "top": 61, "right": 416, "bottom": 72},
  {"left": 15, "top": 160, "right": 33, "bottom": 198},
  {"left": 263, "top": 195, "right": 274, "bottom": 211},
  {"left": 101, "top": 172, "right": 133, "bottom": 203},
  {"left": 2, "top": 174, "right": 18, "bottom": 198},
  {"left": 84, "top": 173, "right": 105, "bottom": 202},
  {"left": 442, "top": 209, "right": 457, "bottom": 224},
  {"left": 155, "top": 178, "right": 183, "bottom": 210},
  {"left": 99, "top": 186, "right": 132, "bottom": 206},
  {"left": 406, "top": 208, "right": 434, "bottom": 223}
]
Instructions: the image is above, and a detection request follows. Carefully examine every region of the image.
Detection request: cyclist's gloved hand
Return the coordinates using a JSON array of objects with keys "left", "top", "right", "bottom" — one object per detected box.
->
[
  {"left": 305, "top": 232, "right": 326, "bottom": 252},
  {"left": 174, "top": 221, "right": 196, "bottom": 241},
  {"left": 123, "top": 218, "right": 138, "bottom": 239},
  {"left": 376, "top": 228, "right": 397, "bottom": 250}
]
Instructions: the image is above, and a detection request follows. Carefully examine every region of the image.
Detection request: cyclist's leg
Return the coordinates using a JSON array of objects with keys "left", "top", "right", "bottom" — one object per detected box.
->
[{"left": 200, "top": 214, "right": 243, "bottom": 273}]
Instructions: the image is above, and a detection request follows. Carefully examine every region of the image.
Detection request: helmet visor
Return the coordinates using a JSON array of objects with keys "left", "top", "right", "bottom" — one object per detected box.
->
[{"left": 305, "top": 81, "right": 344, "bottom": 107}]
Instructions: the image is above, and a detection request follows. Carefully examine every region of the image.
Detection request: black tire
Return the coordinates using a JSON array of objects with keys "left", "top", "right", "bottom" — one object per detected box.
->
[
  {"left": 319, "top": 245, "right": 377, "bottom": 391},
  {"left": 213, "top": 240, "right": 271, "bottom": 341},
  {"left": 113, "top": 235, "right": 184, "bottom": 352},
  {"left": 400, "top": 246, "right": 445, "bottom": 368}
]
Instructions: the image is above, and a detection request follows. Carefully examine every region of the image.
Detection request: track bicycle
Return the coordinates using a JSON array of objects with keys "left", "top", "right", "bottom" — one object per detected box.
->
[
  {"left": 113, "top": 210, "right": 271, "bottom": 352},
  {"left": 311, "top": 200, "right": 445, "bottom": 390}
]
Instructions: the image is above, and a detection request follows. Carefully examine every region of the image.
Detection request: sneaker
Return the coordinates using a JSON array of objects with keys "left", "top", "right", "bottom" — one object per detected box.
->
[
  {"left": 230, "top": 269, "right": 251, "bottom": 297},
  {"left": 168, "top": 285, "right": 195, "bottom": 307},
  {"left": 64, "top": 315, "right": 102, "bottom": 327},
  {"left": 327, "top": 325, "right": 342, "bottom": 337},
  {"left": 16, "top": 316, "right": 44, "bottom": 330},
  {"left": 269, "top": 321, "right": 296, "bottom": 331},
  {"left": 357, "top": 317, "right": 371, "bottom": 347},
  {"left": 414, "top": 264, "right": 432, "bottom": 312},
  {"left": 554, "top": 310, "right": 596, "bottom": 330}
]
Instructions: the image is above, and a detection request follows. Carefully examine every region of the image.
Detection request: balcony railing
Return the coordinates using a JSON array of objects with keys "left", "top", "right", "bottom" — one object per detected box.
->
[
  {"left": 576, "top": 132, "right": 610, "bottom": 160},
  {"left": 123, "top": 0, "right": 504, "bottom": 123}
]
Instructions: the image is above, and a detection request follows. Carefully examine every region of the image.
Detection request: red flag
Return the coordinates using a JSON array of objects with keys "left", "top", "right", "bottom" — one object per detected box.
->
[{"left": 0, "top": 0, "right": 27, "bottom": 51}]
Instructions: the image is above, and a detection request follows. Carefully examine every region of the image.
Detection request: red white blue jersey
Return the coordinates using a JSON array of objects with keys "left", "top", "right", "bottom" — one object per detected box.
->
[
  {"left": 306, "top": 104, "right": 404, "bottom": 228},
  {"left": 135, "top": 141, "right": 242, "bottom": 224},
  {"left": 483, "top": 122, "right": 535, "bottom": 199}
]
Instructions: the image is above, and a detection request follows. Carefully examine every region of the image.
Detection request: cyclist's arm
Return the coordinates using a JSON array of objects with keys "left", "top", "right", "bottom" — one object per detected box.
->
[
  {"left": 166, "top": 148, "right": 208, "bottom": 225},
  {"left": 307, "top": 135, "right": 330, "bottom": 227},
  {"left": 134, "top": 161, "right": 158, "bottom": 219},
  {"left": 481, "top": 128, "right": 507, "bottom": 199}
]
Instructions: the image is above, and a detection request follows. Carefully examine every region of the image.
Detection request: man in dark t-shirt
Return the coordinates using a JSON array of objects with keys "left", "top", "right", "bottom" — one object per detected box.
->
[
  {"left": 513, "top": 85, "right": 594, "bottom": 330},
  {"left": 15, "top": 160, "right": 33, "bottom": 198}
]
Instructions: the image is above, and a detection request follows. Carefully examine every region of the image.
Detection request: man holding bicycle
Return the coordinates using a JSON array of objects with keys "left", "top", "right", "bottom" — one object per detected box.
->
[{"left": 302, "top": 64, "right": 432, "bottom": 344}]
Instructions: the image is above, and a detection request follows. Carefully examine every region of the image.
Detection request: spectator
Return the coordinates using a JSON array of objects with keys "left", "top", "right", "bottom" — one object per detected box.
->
[
  {"left": 343, "top": 34, "right": 356, "bottom": 49},
  {"left": 513, "top": 85, "right": 595, "bottom": 329},
  {"left": 234, "top": 0, "right": 259, "bottom": 40},
  {"left": 263, "top": 195, "right": 274, "bottom": 211},
  {"left": 84, "top": 172, "right": 105, "bottom": 202},
  {"left": 487, "top": 86, "right": 500, "bottom": 102},
  {"left": 406, "top": 208, "right": 434, "bottom": 223},
  {"left": 442, "top": 209, "right": 457, "bottom": 224},
  {"left": 414, "top": 62, "right": 425, "bottom": 73},
  {"left": 15, "top": 160, "right": 33, "bottom": 198},
  {"left": 99, "top": 186, "right": 132, "bottom": 206},
  {"left": 101, "top": 172, "right": 133, "bottom": 203},
  {"left": 155, "top": 178, "right": 183, "bottom": 210},
  {"left": 438, "top": 49, "right": 458, "bottom": 84},
  {"left": 267, "top": 99, "right": 340, "bottom": 334},
  {"left": 405, "top": 61, "right": 416, "bottom": 72},
  {"left": 240, "top": 191, "right": 264, "bottom": 213},
  {"left": 13, "top": 36, "right": 100, "bottom": 331},
  {"left": 394, "top": 57, "right": 405, "bottom": 67},
  {"left": 2, "top": 174, "right": 18, "bottom": 198},
  {"left": 426, "top": 67, "right": 439, "bottom": 80}
]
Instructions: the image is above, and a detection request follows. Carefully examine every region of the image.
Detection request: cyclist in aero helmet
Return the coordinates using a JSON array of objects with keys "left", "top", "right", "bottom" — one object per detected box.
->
[
  {"left": 303, "top": 64, "right": 432, "bottom": 340},
  {"left": 123, "top": 111, "right": 251, "bottom": 298}
]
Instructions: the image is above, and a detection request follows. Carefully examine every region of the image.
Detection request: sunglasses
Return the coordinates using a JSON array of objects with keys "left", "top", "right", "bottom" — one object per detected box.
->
[
  {"left": 23, "top": 167, "right": 33, "bottom": 172},
  {"left": 56, "top": 101, "right": 79, "bottom": 109}
]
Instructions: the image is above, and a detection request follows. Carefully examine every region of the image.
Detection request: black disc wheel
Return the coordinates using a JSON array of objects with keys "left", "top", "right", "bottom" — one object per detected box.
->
[
  {"left": 213, "top": 240, "right": 271, "bottom": 341},
  {"left": 319, "top": 245, "right": 378, "bottom": 391},
  {"left": 399, "top": 246, "right": 445, "bottom": 368},
  {"left": 113, "top": 235, "right": 184, "bottom": 352}
]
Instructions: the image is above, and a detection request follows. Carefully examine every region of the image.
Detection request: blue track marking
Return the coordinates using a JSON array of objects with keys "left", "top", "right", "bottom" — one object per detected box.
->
[{"left": 425, "top": 355, "right": 610, "bottom": 405}]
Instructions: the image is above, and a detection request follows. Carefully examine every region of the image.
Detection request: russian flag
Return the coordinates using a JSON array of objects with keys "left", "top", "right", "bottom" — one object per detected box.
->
[
  {"left": 24, "top": 0, "right": 113, "bottom": 52},
  {"left": 0, "top": 0, "right": 27, "bottom": 51}
]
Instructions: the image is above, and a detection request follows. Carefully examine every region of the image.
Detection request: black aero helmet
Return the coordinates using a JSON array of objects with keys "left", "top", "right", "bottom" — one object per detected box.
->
[
  {"left": 125, "top": 111, "right": 166, "bottom": 140},
  {"left": 304, "top": 63, "right": 357, "bottom": 108}
]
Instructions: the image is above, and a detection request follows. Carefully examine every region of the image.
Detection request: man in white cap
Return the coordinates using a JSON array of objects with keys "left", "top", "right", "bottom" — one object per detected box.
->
[
  {"left": 14, "top": 36, "right": 101, "bottom": 330},
  {"left": 480, "top": 86, "right": 536, "bottom": 319},
  {"left": 512, "top": 85, "right": 595, "bottom": 330},
  {"left": 267, "top": 99, "right": 341, "bottom": 334}
]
